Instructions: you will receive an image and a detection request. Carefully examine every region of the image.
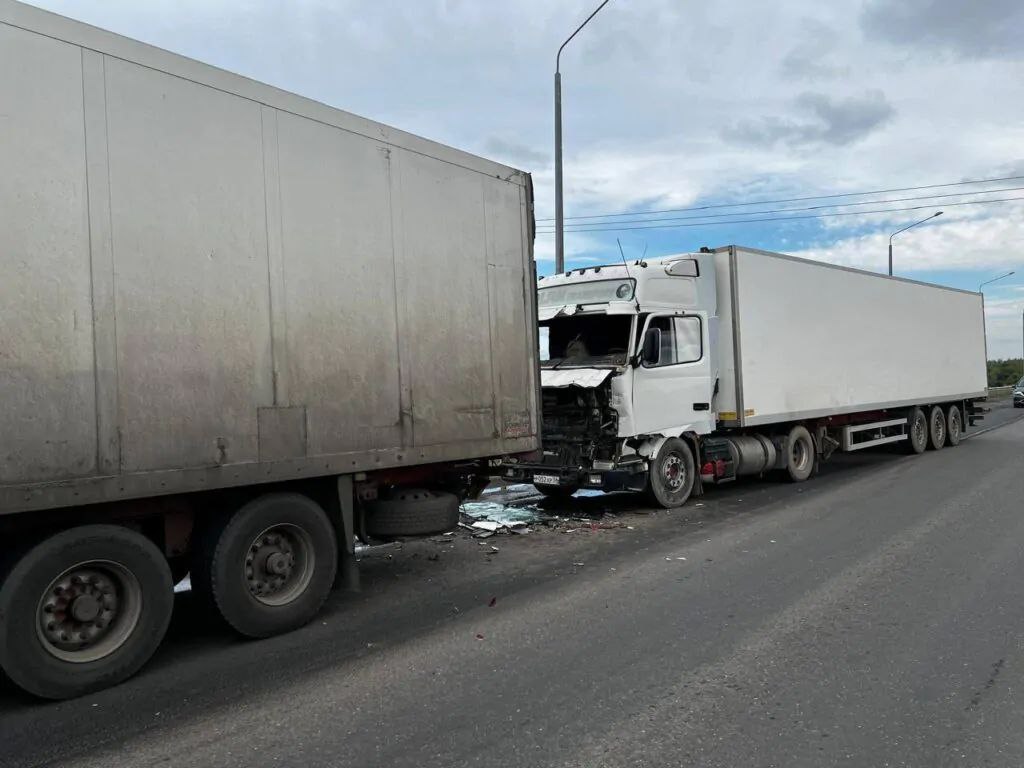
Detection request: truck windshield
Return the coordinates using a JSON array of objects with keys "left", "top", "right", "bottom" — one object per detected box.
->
[{"left": 539, "top": 315, "right": 633, "bottom": 368}]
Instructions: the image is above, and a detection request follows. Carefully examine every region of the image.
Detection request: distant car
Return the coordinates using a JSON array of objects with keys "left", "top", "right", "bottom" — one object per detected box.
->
[{"left": 1014, "top": 379, "right": 1024, "bottom": 408}]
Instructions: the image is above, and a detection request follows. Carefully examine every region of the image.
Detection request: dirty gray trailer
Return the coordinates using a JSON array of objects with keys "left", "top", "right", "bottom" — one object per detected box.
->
[{"left": 0, "top": 0, "right": 538, "bottom": 699}]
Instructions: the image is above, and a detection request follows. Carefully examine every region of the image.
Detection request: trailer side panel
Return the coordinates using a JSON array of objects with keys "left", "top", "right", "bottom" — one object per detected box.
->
[{"left": 717, "top": 246, "right": 986, "bottom": 427}]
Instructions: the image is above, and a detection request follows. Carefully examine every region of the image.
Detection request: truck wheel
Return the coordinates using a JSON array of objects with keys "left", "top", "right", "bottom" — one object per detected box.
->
[
  {"left": 946, "top": 405, "right": 963, "bottom": 447},
  {"left": 534, "top": 483, "right": 579, "bottom": 499},
  {"left": 645, "top": 437, "right": 695, "bottom": 508},
  {"left": 364, "top": 489, "right": 460, "bottom": 537},
  {"left": 0, "top": 525, "right": 173, "bottom": 700},
  {"left": 927, "top": 405, "right": 947, "bottom": 450},
  {"left": 194, "top": 494, "right": 337, "bottom": 639},
  {"left": 904, "top": 407, "right": 928, "bottom": 454},
  {"left": 785, "top": 425, "right": 814, "bottom": 482}
]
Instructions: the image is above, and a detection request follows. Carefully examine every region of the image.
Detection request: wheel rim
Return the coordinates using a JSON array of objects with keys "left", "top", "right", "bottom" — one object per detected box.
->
[
  {"left": 661, "top": 452, "right": 687, "bottom": 492},
  {"left": 933, "top": 412, "right": 945, "bottom": 444},
  {"left": 791, "top": 438, "right": 810, "bottom": 472},
  {"left": 36, "top": 560, "right": 142, "bottom": 664},
  {"left": 245, "top": 524, "right": 315, "bottom": 606},
  {"left": 950, "top": 411, "right": 961, "bottom": 441},
  {"left": 913, "top": 414, "right": 927, "bottom": 446}
]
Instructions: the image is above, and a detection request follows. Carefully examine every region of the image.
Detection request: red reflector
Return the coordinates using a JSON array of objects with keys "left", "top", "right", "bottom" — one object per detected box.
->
[
  {"left": 701, "top": 462, "right": 713, "bottom": 475},
  {"left": 715, "top": 459, "right": 726, "bottom": 476}
]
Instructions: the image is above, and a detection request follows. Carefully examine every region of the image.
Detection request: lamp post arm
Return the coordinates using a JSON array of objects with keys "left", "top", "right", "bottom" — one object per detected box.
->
[{"left": 556, "top": 0, "right": 612, "bottom": 73}]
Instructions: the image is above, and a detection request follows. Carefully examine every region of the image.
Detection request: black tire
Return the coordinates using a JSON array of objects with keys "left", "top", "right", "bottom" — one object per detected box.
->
[
  {"left": 946, "top": 405, "right": 963, "bottom": 447},
  {"left": 904, "top": 407, "right": 928, "bottom": 454},
  {"left": 785, "top": 425, "right": 815, "bottom": 482},
  {"left": 534, "top": 483, "right": 579, "bottom": 499},
  {"left": 927, "top": 405, "right": 947, "bottom": 450},
  {"left": 0, "top": 525, "right": 173, "bottom": 700},
  {"left": 645, "top": 437, "right": 695, "bottom": 508},
  {"left": 193, "top": 493, "right": 338, "bottom": 639},
  {"left": 364, "top": 489, "right": 460, "bottom": 537}
]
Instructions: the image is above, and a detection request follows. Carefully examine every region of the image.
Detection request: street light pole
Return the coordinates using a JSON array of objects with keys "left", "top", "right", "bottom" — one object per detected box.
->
[
  {"left": 554, "top": 0, "right": 612, "bottom": 275},
  {"left": 978, "top": 271, "right": 1014, "bottom": 292},
  {"left": 888, "top": 211, "right": 943, "bottom": 276},
  {"left": 977, "top": 271, "right": 1015, "bottom": 375}
]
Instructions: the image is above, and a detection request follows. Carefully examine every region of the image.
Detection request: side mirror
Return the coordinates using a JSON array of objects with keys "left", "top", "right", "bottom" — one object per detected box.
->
[{"left": 641, "top": 327, "right": 661, "bottom": 366}]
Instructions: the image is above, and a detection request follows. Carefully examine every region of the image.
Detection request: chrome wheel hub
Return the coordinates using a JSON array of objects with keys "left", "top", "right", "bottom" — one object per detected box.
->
[{"left": 662, "top": 454, "right": 685, "bottom": 491}]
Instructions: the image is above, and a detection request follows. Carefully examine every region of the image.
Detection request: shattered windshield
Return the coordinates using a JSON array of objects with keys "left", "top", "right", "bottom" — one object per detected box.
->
[{"left": 539, "top": 314, "right": 633, "bottom": 368}]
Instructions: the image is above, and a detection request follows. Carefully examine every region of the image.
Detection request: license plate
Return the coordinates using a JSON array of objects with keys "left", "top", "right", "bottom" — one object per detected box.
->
[{"left": 533, "top": 474, "right": 560, "bottom": 486}]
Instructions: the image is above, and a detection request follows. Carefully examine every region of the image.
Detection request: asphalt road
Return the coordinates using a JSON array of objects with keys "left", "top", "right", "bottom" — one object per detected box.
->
[{"left": 1, "top": 401, "right": 1022, "bottom": 768}]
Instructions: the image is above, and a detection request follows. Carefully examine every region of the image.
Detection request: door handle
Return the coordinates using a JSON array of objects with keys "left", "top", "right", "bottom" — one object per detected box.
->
[{"left": 693, "top": 402, "right": 710, "bottom": 411}]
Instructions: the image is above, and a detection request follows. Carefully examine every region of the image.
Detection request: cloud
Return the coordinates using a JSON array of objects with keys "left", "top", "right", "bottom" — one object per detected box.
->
[
  {"left": 26, "top": 0, "right": 1024, "bottom": 288},
  {"left": 533, "top": 230, "right": 605, "bottom": 268},
  {"left": 780, "top": 19, "right": 850, "bottom": 80},
  {"left": 861, "top": 0, "right": 1024, "bottom": 60},
  {"left": 790, "top": 205, "right": 1024, "bottom": 273},
  {"left": 723, "top": 91, "right": 895, "bottom": 148},
  {"left": 482, "top": 137, "right": 549, "bottom": 169}
]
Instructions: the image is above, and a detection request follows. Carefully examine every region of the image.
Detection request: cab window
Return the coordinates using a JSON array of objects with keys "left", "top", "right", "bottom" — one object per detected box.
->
[{"left": 645, "top": 316, "right": 702, "bottom": 367}]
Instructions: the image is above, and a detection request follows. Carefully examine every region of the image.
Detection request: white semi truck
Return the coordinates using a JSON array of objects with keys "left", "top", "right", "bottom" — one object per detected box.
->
[
  {"left": 0, "top": 1, "right": 538, "bottom": 698},
  {"left": 503, "top": 246, "right": 988, "bottom": 507}
]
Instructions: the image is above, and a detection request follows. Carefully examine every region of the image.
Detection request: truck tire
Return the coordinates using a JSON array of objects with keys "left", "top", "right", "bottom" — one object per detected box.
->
[
  {"left": 534, "top": 483, "right": 579, "bottom": 499},
  {"left": 193, "top": 493, "right": 338, "bottom": 639},
  {"left": 645, "top": 437, "right": 695, "bottom": 508},
  {"left": 0, "top": 525, "right": 173, "bottom": 700},
  {"left": 927, "top": 405, "right": 947, "bottom": 450},
  {"left": 946, "top": 405, "right": 963, "bottom": 447},
  {"left": 785, "top": 425, "right": 815, "bottom": 482},
  {"left": 364, "top": 489, "right": 460, "bottom": 537},
  {"left": 904, "top": 407, "right": 928, "bottom": 454}
]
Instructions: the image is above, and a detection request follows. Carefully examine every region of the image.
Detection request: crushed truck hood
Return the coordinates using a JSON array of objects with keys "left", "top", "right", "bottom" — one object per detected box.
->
[{"left": 540, "top": 368, "right": 613, "bottom": 389}]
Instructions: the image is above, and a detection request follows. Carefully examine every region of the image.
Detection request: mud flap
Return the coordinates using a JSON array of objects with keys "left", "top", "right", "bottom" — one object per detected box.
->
[{"left": 336, "top": 475, "right": 360, "bottom": 592}]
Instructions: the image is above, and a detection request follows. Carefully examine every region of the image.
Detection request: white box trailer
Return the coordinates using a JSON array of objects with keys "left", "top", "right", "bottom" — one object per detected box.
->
[
  {"left": 504, "top": 245, "right": 987, "bottom": 508},
  {"left": 713, "top": 246, "right": 988, "bottom": 427},
  {"left": 0, "top": 0, "right": 538, "bottom": 699}
]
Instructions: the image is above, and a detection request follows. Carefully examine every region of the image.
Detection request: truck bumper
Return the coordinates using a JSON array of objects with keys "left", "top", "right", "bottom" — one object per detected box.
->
[{"left": 499, "top": 462, "right": 647, "bottom": 493}]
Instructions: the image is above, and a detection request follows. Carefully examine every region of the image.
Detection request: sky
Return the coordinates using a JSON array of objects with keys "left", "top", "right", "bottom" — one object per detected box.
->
[{"left": 25, "top": 0, "right": 1024, "bottom": 359}]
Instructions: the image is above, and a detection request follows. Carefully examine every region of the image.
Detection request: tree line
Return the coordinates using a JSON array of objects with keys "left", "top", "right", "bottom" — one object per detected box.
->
[{"left": 988, "top": 359, "right": 1024, "bottom": 387}]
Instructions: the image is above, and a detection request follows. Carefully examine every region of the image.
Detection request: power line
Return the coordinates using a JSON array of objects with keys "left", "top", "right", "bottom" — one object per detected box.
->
[
  {"left": 537, "top": 184, "right": 1024, "bottom": 233},
  {"left": 535, "top": 173, "right": 1024, "bottom": 223},
  {"left": 535, "top": 194, "right": 1024, "bottom": 235}
]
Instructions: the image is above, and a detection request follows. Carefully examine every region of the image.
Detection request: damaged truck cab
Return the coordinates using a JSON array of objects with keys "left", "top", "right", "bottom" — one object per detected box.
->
[
  {"left": 503, "top": 246, "right": 987, "bottom": 509},
  {"left": 507, "top": 252, "right": 719, "bottom": 507}
]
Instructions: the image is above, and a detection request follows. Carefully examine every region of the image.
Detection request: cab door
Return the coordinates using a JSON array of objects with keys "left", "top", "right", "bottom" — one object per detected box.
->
[{"left": 631, "top": 312, "right": 714, "bottom": 435}]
